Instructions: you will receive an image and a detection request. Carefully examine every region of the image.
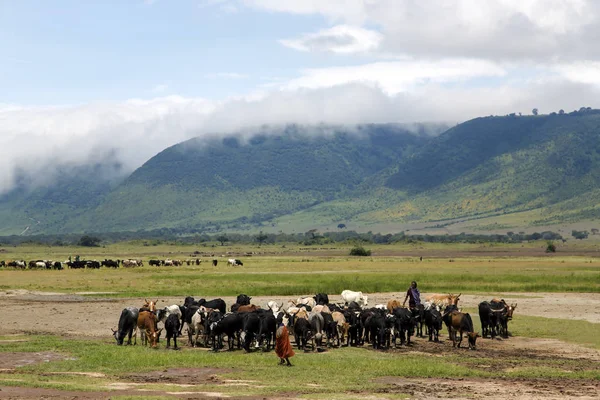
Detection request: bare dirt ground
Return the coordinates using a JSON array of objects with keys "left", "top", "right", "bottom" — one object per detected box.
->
[{"left": 0, "top": 290, "right": 598, "bottom": 399}]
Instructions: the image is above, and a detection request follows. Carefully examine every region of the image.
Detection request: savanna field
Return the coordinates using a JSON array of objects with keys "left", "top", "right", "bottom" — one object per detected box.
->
[{"left": 0, "top": 241, "right": 599, "bottom": 399}]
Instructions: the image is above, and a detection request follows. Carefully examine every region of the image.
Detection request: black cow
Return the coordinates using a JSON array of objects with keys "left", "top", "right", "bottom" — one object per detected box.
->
[
  {"left": 322, "top": 311, "right": 338, "bottom": 346},
  {"left": 87, "top": 261, "right": 100, "bottom": 269},
  {"left": 212, "top": 259, "right": 218, "bottom": 267},
  {"left": 101, "top": 259, "right": 119, "bottom": 268},
  {"left": 52, "top": 261, "right": 63, "bottom": 270},
  {"left": 343, "top": 309, "right": 361, "bottom": 347},
  {"left": 149, "top": 259, "right": 161, "bottom": 267},
  {"left": 411, "top": 304, "right": 425, "bottom": 337},
  {"left": 365, "top": 310, "right": 386, "bottom": 349},
  {"left": 314, "top": 293, "right": 329, "bottom": 305},
  {"left": 392, "top": 307, "right": 415, "bottom": 346},
  {"left": 327, "top": 303, "right": 343, "bottom": 313},
  {"left": 358, "top": 309, "right": 377, "bottom": 345},
  {"left": 211, "top": 312, "right": 244, "bottom": 351},
  {"left": 68, "top": 261, "right": 87, "bottom": 269},
  {"left": 236, "top": 294, "right": 252, "bottom": 306},
  {"left": 478, "top": 301, "right": 497, "bottom": 339},
  {"left": 424, "top": 307, "right": 443, "bottom": 342},
  {"left": 197, "top": 298, "right": 226, "bottom": 314},
  {"left": 165, "top": 313, "right": 181, "bottom": 349},
  {"left": 347, "top": 301, "right": 362, "bottom": 312},
  {"left": 241, "top": 312, "right": 261, "bottom": 351},
  {"left": 293, "top": 318, "right": 312, "bottom": 350},
  {"left": 112, "top": 307, "right": 139, "bottom": 345},
  {"left": 490, "top": 299, "right": 516, "bottom": 338},
  {"left": 0, "top": 261, "right": 5, "bottom": 268},
  {"left": 257, "top": 311, "right": 277, "bottom": 351}
]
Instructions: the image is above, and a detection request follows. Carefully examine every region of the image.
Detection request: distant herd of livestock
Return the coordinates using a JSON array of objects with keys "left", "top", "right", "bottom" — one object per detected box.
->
[
  {"left": 114, "top": 291, "right": 517, "bottom": 353},
  {"left": 0, "top": 257, "right": 242, "bottom": 269}
]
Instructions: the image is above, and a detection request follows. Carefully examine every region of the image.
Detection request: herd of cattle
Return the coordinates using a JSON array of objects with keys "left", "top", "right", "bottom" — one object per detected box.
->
[
  {"left": 0, "top": 258, "right": 243, "bottom": 269},
  {"left": 112, "top": 290, "right": 517, "bottom": 353}
]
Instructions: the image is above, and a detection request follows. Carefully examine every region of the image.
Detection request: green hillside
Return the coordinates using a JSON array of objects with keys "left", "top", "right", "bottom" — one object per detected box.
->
[
  {"left": 3, "top": 112, "right": 600, "bottom": 235},
  {"left": 60, "top": 125, "right": 429, "bottom": 232}
]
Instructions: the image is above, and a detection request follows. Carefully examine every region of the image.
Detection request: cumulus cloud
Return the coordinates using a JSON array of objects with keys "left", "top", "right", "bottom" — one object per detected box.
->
[
  {"left": 247, "top": 0, "right": 600, "bottom": 61},
  {"left": 280, "top": 25, "right": 383, "bottom": 54}
]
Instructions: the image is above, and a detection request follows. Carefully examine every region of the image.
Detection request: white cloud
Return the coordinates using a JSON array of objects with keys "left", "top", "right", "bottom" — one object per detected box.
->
[
  {"left": 246, "top": 0, "right": 600, "bottom": 61},
  {"left": 553, "top": 61, "right": 600, "bottom": 84},
  {"left": 280, "top": 25, "right": 383, "bottom": 54},
  {"left": 3, "top": 73, "right": 600, "bottom": 194},
  {"left": 282, "top": 59, "right": 507, "bottom": 94}
]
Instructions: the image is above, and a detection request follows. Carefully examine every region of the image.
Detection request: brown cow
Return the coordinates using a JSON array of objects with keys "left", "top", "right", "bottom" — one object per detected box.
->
[
  {"left": 425, "top": 293, "right": 461, "bottom": 307},
  {"left": 143, "top": 299, "right": 158, "bottom": 313},
  {"left": 137, "top": 311, "right": 162, "bottom": 348},
  {"left": 236, "top": 304, "right": 261, "bottom": 313},
  {"left": 449, "top": 311, "right": 479, "bottom": 350},
  {"left": 386, "top": 299, "right": 403, "bottom": 313},
  {"left": 332, "top": 311, "right": 350, "bottom": 345}
]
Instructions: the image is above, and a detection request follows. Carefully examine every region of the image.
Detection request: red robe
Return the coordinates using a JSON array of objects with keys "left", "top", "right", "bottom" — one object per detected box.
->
[{"left": 275, "top": 325, "right": 295, "bottom": 358}]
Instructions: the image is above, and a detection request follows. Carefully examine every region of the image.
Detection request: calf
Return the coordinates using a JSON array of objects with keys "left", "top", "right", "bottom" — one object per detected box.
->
[
  {"left": 449, "top": 311, "right": 479, "bottom": 350},
  {"left": 137, "top": 311, "right": 162, "bottom": 348},
  {"left": 332, "top": 311, "right": 350, "bottom": 346},
  {"left": 112, "top": 307, "right": 139, "bottom": 345},
  {"left": 165, "top": 313, "right": 181, "bottom": 349},
  {"left": 190, "top": 309, "right": 207, "bottom": 347}
]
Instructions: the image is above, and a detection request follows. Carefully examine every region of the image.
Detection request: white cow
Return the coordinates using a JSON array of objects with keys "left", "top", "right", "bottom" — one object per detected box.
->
[
  {"left": 189, "top": 309, "right": 206, "bottom": 347},
  {"left": 294, "top": 296, "right": 316, "bottom": 308},
  {"left": 267, "top": 301, "right": 283, "bottom": 316},
  {"left": 341, "top": 290, "right": 369, "bottom": 307},
  {"left": 228, "top": 258, "right": 243, "bottom": 266}
]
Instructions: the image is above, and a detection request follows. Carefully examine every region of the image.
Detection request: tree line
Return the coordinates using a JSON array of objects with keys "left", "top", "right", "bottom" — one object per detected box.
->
[{"left": 0, "top": 229, "right": 564, "bottom": 247}]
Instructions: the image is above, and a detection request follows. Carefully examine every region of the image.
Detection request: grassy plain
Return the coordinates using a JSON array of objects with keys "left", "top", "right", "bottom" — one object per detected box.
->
[
  {"left": 1, "top": 241, "right": 599, "bottom": 397},
  {"left": 1, "top": 241, "right": 600, "bottom": 296}
]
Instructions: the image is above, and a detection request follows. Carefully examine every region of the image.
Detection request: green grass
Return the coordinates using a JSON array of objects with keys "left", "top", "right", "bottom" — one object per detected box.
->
[{"left": 511, "top": 314, "right": 600, "bottom": 349}]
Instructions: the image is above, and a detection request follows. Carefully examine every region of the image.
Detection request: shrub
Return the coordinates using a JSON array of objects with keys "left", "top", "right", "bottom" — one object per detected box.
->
[
  {"left": 349, "top": 245, "right": 371, "bottom": 256},
  {"left": 545, "top": 241, "right": 556, "bottom": 253}
]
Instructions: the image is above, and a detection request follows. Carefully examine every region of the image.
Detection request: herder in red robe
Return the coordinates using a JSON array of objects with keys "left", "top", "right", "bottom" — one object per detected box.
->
[{"left": 275, "top": 323, "right": 295, "bottom": 366}]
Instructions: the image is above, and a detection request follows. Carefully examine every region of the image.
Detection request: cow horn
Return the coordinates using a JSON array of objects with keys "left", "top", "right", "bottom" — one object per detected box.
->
[
  {"left": 144, "top": 298, "right": 149, "bottom": 304},
  {"left": 155, "top": 299, "right": 159, "bottom": 304},
  {"left": 111, "top": 328, "right": 117, "bottom": 334}
]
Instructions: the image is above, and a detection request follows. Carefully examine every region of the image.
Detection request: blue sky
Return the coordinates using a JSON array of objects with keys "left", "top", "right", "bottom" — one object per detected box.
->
[
  {"left": 1, "top": 0, "right": 365, "bottom": 104},
  {"left": 2, "top": 0, "right": 600, "bottom": 193}
]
